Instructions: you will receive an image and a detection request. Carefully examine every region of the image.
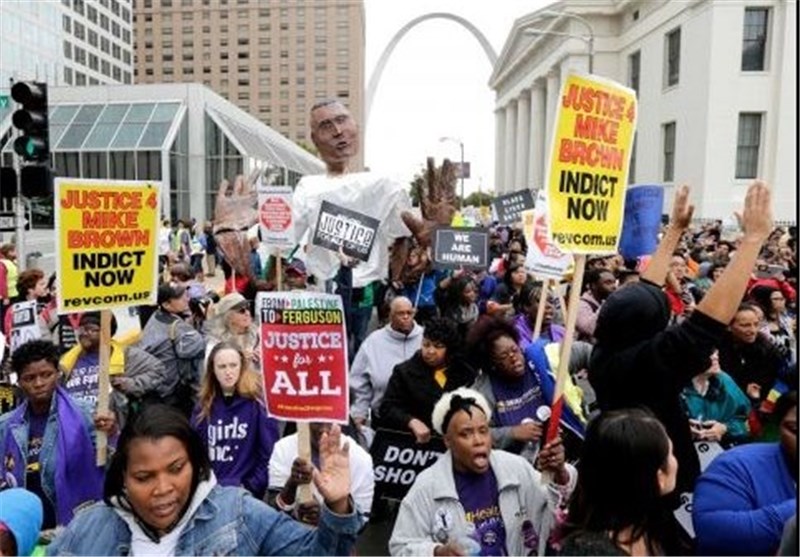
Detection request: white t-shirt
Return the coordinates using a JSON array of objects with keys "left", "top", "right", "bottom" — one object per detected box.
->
[
  {"left": 292, "top": 172, "right": 412, "bottom": 287},
  {"left": 268, "top": 432, "right": 374, "bottom": 521}
]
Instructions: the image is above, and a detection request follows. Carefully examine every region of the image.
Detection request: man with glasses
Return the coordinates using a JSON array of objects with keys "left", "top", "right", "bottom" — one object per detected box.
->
[{"left": 137, "top": 283, "right": 206, "bottom": 417}]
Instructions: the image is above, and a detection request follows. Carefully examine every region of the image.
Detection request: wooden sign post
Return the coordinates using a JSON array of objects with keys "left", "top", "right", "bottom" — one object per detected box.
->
[
  {"left": 96, "top": 309, "right": 113, "bottom": 466},
  {"left": 532, "top": 279, "right": 551, "bottom": 340}
]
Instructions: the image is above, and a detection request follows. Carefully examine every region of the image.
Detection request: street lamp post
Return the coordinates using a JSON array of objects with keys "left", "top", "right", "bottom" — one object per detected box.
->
[
  {"left": 524, "top": 10, "right": 595, "bottom": 73},
  {"left": 439, "top": 136, "right": 464, "bottom": 209}
]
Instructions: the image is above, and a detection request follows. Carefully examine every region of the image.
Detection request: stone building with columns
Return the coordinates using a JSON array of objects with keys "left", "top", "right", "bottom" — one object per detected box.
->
[{"left": 490, "top": 0, "right": 796, "bottom": 222}]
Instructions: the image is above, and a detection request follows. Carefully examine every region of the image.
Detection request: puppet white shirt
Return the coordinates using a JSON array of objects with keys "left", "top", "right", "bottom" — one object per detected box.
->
[{"left": 292, "top": 172, "right": 411, "bottom": 287}]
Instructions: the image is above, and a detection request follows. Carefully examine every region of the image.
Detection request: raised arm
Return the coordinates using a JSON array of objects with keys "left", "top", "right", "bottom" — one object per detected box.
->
[
  {"left": 697, "top": 180, "right": 772, "bottom": 324},
  {"left": 641, "top": 184, "right": 694, "bottom": 286}
]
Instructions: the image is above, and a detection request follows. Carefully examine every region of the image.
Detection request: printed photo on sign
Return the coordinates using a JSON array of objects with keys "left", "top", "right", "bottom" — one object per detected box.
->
[
  {"left": 492, "top": 189, "right": 535, "bottom": 226},
  {"left": 432, "top": 227, "right": 489, "bottom": 270},
  {"left": 522, "top": 191, "right": 573, "bottom": 280},
  {"left": 9, "top": 301, "right": 41, "bottom": 354},
  {"left": 257, "top": 291, "right": 349, "bottom": 423},
  {"left": 55, "top": 179, "right": 161, "bottom": 314},
  {"left": 311, "top": 200, "right": 380, "bottom": 262},
  {"left": 545, "top": 72, "right": 638, "bottom": 254},
  {"left": 257, "top": 183, "right": 295, "bottom": 248}
]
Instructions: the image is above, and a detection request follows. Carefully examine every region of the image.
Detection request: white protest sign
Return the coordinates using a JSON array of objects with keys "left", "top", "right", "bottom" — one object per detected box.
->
[
  {"left": 523, "top": 191, "right": 573, "bottom": 280},
  {"left": 258, "top": 182, "right": 295, "bottom": 249}
]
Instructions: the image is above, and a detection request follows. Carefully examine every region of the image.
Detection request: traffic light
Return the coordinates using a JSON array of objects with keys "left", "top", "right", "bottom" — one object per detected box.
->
[
  {"left": 20, "top": 165, "right": 53, "bottom": 198},
  {"left": 11, "top": 81, "right": 49, "bottom": 163}
]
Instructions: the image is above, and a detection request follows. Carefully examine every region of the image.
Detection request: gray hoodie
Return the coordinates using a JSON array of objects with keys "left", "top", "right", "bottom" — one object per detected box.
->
[{"left": 349, "top": 322, "right": 424, "bottom": 422}]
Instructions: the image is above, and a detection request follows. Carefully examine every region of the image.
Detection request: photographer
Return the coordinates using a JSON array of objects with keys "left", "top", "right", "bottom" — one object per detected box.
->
[
  {"left": 204, "top": 292, "right": 260, "bottom": 371},
  {"left": 169, "top": 261, "right": 218, "bottom": 330},
  {"left": 138, "top": 283, "right": 206, "bottom": 418}
]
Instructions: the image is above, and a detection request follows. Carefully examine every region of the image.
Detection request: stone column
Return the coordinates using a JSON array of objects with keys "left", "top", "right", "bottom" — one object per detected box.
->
[
  {"left": 544, "top": 71, "right": 560, "bottom": 166},
  {"left": 494, "top": 107, "right": 505, "bottom": 195},
  {"left": 504, "top": 99, "right": 517, "bottom": 194},
  {"left": 515, "top": 90, "right": 530, "bottom": 193},
  {"left": 529, "top": 82, "right": 546, "bottom": 189}
]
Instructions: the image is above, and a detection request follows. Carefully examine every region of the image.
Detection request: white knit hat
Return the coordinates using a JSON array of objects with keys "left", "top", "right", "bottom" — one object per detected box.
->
[{"left": 431, "top": 387, "right": 492, "bottom": 436}]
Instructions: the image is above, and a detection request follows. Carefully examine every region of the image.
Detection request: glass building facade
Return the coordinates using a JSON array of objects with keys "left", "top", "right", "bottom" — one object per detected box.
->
[{"left": 0, "top": 82, "right": 324, "bottom": 224}]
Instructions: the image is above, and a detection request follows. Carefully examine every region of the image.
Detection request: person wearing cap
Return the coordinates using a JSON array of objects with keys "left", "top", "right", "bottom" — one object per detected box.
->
[
  {"left": 389, "top": 387, "right": 576, "bottom": 556},
  {"left": 0, "top": 488, "right": 43, "bottom": 556},
  {"left": 60, "top": 312, "right": 170, "bottom": 428},
  {"left": 138, "top": 283, "right": 206, "bottom": 417},
  {"left": 205, "top": 292, "right": 260, "bottom": 369},
  {"left": 284, "top": 259, "right": 308, "bottom": 290}
]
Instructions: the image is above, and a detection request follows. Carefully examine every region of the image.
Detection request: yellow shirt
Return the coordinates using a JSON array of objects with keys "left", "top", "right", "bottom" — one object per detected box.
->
[{"left": 433, "top": 367, "right": 447, "bottom": 388}]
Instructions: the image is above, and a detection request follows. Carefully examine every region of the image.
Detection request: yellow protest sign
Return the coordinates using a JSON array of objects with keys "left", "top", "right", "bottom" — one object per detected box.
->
[
  {"left": 546, "top": 72, "right": 637, "bottom": 254},
  {"left": 55, "top": 179, "right": 160, "bottom": 314}
]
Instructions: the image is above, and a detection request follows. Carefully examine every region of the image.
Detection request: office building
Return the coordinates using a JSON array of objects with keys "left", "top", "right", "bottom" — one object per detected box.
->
[
  {"left": 0, "top": 0, "right": 134, "bottom": 87},
  {"left": 491, "top": 0, "right": 796, "bottom": 221},
  {"left": 133, "top": 0, "right": 365, "bottom": 169}
]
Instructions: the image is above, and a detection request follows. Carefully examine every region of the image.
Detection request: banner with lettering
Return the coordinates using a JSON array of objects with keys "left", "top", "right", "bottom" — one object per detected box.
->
[
  {"left": 491, "top": 189, "right": 535, "bottom": 226},
  {"left": 546, "top": 71, "right": 638, "bottom": 254},
  {"left": 258, "top": 182, "right": 295, "bottom": 249},
  {"left": 257, "top": 291, "right": 348, "bottom": 423},
  {"left": 370, "top": 428, "right": 446, "bottom": 501},
  {"left": 432, "top": 227, "right": 489, "bottom": 270},
  {"left": 55, "top": 179, "right": 160, "bottom": 314},
  {"left": 311, "top": 200, "right": 380, "bottom": 262}
]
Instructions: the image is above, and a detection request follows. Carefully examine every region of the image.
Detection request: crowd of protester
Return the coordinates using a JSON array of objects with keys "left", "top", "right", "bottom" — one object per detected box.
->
[{"left": 0, "top": 98, "right": 796, "bottom": 556}]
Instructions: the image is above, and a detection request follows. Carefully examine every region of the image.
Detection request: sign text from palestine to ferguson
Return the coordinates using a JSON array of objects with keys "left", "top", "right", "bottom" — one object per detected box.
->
[
  {"left": 257, "top": 291, "right": 349, "bottom": 423},
  {"left": 546, "top": 72, "right": 638, "bottom": 254},
  {"left": 55, "top": 179, "right": 160, "bottom": 313}
]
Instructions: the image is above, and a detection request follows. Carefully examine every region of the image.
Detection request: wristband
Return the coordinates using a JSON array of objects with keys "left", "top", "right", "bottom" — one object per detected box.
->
[{"left": 275, "top": 492, "right": 296, "bottom": 513}]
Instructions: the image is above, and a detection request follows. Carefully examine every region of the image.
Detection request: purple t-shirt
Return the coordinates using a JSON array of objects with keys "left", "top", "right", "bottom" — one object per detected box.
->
[
  {"left": 490, "top": 371, "right": 546, "bottom": 427},
  {"left": 27, "top": 411, "right": 56, "bottom": 529},
  {"left": 454, "top": 468, "right": 508, "bottom": 556},
  {"left": 64, "top": 352, "right": 100, "bottom": 407},
  {"left": 191, "top": 395, "right": 279, "bottom": 498}
]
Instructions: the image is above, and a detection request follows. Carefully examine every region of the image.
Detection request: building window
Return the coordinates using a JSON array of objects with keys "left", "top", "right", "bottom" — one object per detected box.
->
[
  {"left": 63, "top": 15, "right": 71, "bottom": 32},
  {"left": 742, "top": 7, "right": 769, "bottom": 71},
  {"left": 735, "top": 113, "right": 763, "bottom": 179},
  {"left": 664, "top": 27, "right": 680, "bottom": 87},
  {"left": 64, "top": 41, "right": 72, "bottom": 59},
  {"left": 628, "top": 50, "right": 640, "bottom": 95},
  {"left": 662, "top": 122, "right": 676, "bottom": 182},
  {"left": 64, "top": 67, "right": 73, "bottom": 84}
]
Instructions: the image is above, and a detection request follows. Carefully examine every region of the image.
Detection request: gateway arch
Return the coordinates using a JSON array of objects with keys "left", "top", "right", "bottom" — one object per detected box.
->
[{"left": 364, "top": 12, "right": 498, "bottom": 133}]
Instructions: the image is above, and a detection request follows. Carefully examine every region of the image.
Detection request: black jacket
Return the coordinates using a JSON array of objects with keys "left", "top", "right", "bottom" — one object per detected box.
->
[
  {"left": 589, "top": 281, "right": 727, "bottom": 495},
  {"left": 376, "top": 351, "right": 477, "bottom": 431}
]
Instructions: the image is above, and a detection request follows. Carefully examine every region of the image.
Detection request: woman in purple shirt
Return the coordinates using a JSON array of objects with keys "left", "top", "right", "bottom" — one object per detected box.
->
[{"left": 191, "top": 341, "right": 279, "bottom": 499}]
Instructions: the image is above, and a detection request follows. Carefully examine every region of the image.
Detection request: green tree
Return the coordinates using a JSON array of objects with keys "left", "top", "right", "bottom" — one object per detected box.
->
[{"left": 463, "top": 191, "right": 494, "bottom": 207}]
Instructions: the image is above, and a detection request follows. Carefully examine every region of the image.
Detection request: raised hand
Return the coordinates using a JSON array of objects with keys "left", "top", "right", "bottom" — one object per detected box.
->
[
  {"left": 312, "top": 424, "right": 351, "bottom": 514},
  {"left": 738, "top": 180, "right": 773, "bottom": 243},
  {"left": 669, "top": 184, "right": 694, "bottom": 231},
  {"left": 213, "top": 171, "right": 259, "bottom": 277}
]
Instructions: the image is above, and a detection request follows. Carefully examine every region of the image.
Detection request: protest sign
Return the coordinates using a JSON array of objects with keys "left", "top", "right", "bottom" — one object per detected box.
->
[
  {"left": 55, "top": 179, "right": 160, "bottom": 314},
  {"left": 546, "top": 72, "right": 638, "bottom": 254},
  {"left": 432, "top": 227, "right": 488, "bottom": 270},
  {"left": 312, "top": 200, "right": 380, "bottom": 262},
  {"left": 618, "top": 185, "right": 665, "bottom": 258},
  {"left": 257, "top": 291, "right": 348, "bottom": 423},
  {"left": 370, "top": 429, "right": 445, "bottom": 501},
  {"left": 492, "top": 189, "right": 535, "bottom": 225},
  {"left": 9, "top": 301, "right": 41, "bottom": 354},
  {"left": 522, "top": 191, "right": 573, "bottom": 280},
  {"left": 258, "top": 183, "right": 295, "bottom": 249}
]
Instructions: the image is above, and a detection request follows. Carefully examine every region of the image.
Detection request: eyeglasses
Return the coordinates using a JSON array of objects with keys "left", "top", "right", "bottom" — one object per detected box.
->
[
  {"left": 491, "top": 345, "right": 522, "bottom": 363},
  {"left": 233, "top": 305, "right": 250, "bottom": 314}
]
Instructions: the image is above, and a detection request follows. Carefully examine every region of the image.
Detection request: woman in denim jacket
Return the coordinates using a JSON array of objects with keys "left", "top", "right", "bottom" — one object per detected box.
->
[{"left": 47, "top": 404, "right": 361, "bottom": 556}]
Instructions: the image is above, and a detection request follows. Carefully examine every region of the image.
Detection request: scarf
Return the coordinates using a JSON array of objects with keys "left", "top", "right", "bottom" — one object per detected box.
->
[
  {"left": 1, "top": 385, "right": 104, "bottom": 525},
  {"left": 61, "top": 342, "right": 126, "bottom": 376}
]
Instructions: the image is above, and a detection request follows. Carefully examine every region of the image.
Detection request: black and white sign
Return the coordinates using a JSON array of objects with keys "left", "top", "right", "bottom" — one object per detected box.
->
[
  {"left": 432, "top": 227, "right": 489, "bottom": 270},
  {"left": 492, "top": 189, "right": 535, "bottom": 225},
  {"left": 9, "top": 301, "right": 41, "bottom": 354},
  {"left": 311, "top": 200, "right": 380, "bottom": 262},
  {"left": 370, "top": 429, "right": 445, "bottom": 501}
]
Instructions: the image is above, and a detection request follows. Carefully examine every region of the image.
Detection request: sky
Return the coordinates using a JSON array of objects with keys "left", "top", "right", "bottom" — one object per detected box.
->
[{"left": 363, "top": 0, "right": 551, "bottom": 198}]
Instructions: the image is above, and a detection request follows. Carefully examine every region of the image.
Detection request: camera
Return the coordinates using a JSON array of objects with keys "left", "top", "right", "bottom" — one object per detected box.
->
[{"left": 188, "top": 293, "right": 219, "bottom": 320}]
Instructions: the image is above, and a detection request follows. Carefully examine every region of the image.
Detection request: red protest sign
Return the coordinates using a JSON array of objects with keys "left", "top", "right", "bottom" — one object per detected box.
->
[
  {"left": 257, "top": 291, "right": 349, "bottom": 423},
  {"left": 260, "top": 196, "right": 292, "bottom": 232}
]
